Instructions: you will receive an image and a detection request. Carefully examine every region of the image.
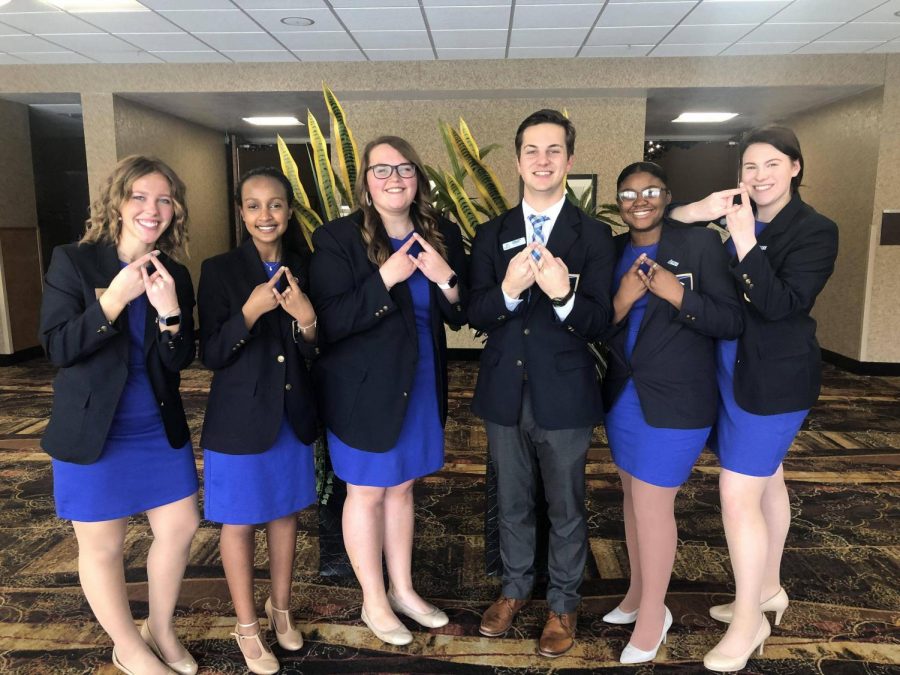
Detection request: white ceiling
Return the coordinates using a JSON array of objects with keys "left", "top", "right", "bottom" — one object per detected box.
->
[{"left": 1, "top": 0, "right": 900, "bottom": 65}]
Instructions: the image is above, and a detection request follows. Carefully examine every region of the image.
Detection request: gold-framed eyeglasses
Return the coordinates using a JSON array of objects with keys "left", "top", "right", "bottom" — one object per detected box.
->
[
  {"left": 617, "top": 187, "right": 668, "bottom": 201},
  {"left": 368, "top": 163, "right": 417, "bottom": 179}
]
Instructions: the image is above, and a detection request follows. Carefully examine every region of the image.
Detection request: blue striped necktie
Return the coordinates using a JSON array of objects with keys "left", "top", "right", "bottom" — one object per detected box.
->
[{"left": 528, "top": 213, "right": 549, "bottom": 261}]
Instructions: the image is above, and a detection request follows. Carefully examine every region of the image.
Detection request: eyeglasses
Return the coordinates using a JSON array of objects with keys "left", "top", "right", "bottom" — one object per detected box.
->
[
  {"left": 617, "top": 187, "right": 668, "bottom": 201},
  {"left": 368, "top": 163, "right": 417, "bottom": 179}
]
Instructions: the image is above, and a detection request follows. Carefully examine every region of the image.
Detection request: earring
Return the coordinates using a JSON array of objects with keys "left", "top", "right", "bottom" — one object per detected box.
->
[{"left": 365, "top": 192, "right": 372, "bottom": 207}]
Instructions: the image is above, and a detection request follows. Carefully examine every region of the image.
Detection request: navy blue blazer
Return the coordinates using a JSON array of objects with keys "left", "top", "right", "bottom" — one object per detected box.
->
[
  {"left": 602, "top": 224, "right": 743, "bottom": 429},
  {"left": 198, "top": 238, "right": 318, "bottom": 454},
  {"left": 468, "top": 200, "right": 615, "bottom": 429},
  {"left": 39, "top": 242, "right": 195, "bottom": 464},
  {"left": 308, "top": 210, "right": 468, "bottom": 453}
]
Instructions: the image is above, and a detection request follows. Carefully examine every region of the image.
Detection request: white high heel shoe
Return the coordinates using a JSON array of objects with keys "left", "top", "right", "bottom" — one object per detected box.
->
[
  {"left": 619, "top": 606, "right": 673, "bottom": 664},
  {"left": 603, "top": 605, "right": 639, "bottom": 624}
]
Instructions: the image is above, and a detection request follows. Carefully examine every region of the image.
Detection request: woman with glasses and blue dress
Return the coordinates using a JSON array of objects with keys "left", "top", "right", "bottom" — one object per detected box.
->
[
  {"left": 600, "top": 162, "right": 742, "bottom": 665},
  {"left": 308, "top": 136, "right": 467, "bottom": 646}
]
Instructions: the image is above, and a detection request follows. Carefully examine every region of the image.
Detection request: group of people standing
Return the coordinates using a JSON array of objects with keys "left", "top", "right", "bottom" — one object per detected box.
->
[{"left": 39, "top": 108, "right": 837, "bottom": 675}]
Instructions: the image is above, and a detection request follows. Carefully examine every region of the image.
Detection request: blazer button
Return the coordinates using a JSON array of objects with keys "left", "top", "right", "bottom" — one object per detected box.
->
[
  {"left": 277, "top": 355, "right": 285, "bottom": 363},
  {"left": 402, "top": 391, "right": 408, "bottom": 397},
  {"left": 742, "top": 273, "right": 749, "bottom": 280},
  {"left": 314, "top": 347, "right": 320, "bottom": 355},
  {"left": 567, "top": 326, "right": 575, "bottom": 332},
  {"left": 98, "top": 325, "right": 108, "bottom": 333},
  {"left": 745, "top": 278, "right": 752, "bottom": 285},
  {"left": 240, "top": 339, "right": 246, "bottom": 345},
  {"left": 159, "top": 401, "right": 165, "bottom": 407},
  {"left": 497, "top": 315, "right": 506, "bottom": 320},
  {"left": 383, "top": 305, "right": 389, "bottom": 310},
  {"left": 455, "top": 304, "right": 461, "bottom": 311},
  {"left": 515, "top": 359, "right": 523, "bottom": 366},
  {"left": 285, "top": 383, "right": 292, "bottom": 391},
  {"left": 749, "top": 283, "right": 754, "bottom": 289},
  {"left": 523, "top": 328, "right": 530, "bottom": 335}
]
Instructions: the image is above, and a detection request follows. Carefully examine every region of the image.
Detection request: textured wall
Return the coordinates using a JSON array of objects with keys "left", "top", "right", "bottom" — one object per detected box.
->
[
  {"left": 783, "top": 87, "right": 883, "bottom": 361},
  {"left": 0, "top": 98, "right": 38, "bottom": 231},
  {"left": 113, "top": 97, "right": 230, "bottom": 291}
]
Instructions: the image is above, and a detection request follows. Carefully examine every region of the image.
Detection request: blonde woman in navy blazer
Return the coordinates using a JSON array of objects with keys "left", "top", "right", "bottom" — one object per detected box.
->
[{"left": 670, "top": 126, "right": 838, "bottom": 672}]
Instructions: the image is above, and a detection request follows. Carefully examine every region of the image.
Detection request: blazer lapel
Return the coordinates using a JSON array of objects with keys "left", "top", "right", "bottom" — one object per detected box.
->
[
  {"left": 98, "top": 245, "right": 131, "bottom": 362},
  {"left": 239, "top": 238, "right": 282, "bottom": 337},
  {"left": 498, "top": 205, "right": 528, "bottom": 266},
  {"left": 635, "top": 225, "right": 681, "bottom": 344},
  {"left": 544, "top": 200, "right": 579, "bottom": 262}
]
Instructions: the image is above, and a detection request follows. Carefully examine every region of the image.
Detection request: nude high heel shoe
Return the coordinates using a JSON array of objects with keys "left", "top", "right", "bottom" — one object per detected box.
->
[
  {"left": 140, "top": 620, "right": 198, "bottom": 675},
  {"left": 619, "top": 606, "right": 672, "bottom": 664},
  {"left": 230, "top": 621, "right": 280, "bottom": 675},
  {"left": 709, "top": 587, "right": 789, "bottom": 625},
  {"left": 703, "top": 616, "right": 771, "bottom": 672},
  {"left": 265, "top": 596, "right": 303, "bottom": 651}
]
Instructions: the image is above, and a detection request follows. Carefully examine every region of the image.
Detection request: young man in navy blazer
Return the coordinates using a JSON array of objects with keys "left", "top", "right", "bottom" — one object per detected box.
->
[{"left": 469, "top": 109, "right": 615, "bottom": 657}]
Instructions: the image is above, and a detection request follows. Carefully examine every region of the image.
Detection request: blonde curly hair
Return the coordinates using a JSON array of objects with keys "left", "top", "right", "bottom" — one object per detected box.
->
[{"left": 80, "top": 155, "right": 189, "bottom": 260}]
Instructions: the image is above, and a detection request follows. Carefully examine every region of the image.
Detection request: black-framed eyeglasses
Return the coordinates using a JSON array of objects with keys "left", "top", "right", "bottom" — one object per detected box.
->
[
  {"left": 368, "top": 163, "right": 417, "bottom": 179},
  {"left": 617, "top": 187, "right": 668, "bottom": 201}
]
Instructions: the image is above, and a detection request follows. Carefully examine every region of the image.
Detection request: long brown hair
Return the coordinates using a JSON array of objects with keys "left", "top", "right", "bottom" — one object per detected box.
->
[
  {"left": 80, "top": 155, "right": 189, "bottom": 260},
  {"left": 355, "top": 135, "right": 445, "bottom": 266}
]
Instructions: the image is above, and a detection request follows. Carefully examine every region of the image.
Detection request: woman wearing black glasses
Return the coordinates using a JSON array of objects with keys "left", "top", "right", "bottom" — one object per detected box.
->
[
  {"left": 601, "top": 162, "right": 742, "bottom": 665},
  {"left": 309, "top": 136, "right": 467, "bottom": 645}
]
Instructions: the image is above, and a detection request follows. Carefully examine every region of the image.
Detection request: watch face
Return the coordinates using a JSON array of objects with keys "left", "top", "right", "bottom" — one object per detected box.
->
[
  {"left": 446, "top": 273, "right": 458, "bottom": 289},
  {"left": 160, "top": 314, "right": 181, "bottom": 326}
]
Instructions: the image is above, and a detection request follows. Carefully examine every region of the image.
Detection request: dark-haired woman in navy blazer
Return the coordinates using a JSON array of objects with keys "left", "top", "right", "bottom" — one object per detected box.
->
[
  {"left": 601, "top": 162, "right": 742, "bottom": 665},
  {"left": 198, "top": 167, "right": 318, "bottom": 675}
]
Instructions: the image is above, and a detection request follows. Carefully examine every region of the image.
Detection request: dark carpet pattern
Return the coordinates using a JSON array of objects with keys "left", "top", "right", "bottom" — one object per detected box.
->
[{"left": 0, "top": 358, "right": 898, "bottom": 673}]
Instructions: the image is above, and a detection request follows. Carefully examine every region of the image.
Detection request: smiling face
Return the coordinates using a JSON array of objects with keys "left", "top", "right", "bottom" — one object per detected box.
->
[
  {"left": 516, "top": 122, "right": 575, "bottom": 204},
  {"left": 365, "top": 143, "right": 418, "bottom": 219},
  {"left": 118, "top": 172, "right": 174, "bottom": 250},
  {"left": 240, "top": 175, "right": 290, "bottom": 247},
  {"left": 740, "top": 142, "right": 800, "bottom": 218},
  {"left": 616, "top": 170, "right": 670, "bottom": 235}
]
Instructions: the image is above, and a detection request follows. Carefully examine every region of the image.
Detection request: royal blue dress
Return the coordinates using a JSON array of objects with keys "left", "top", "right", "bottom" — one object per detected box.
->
[
  {"left": 203, "top": 261, "right": 317, "bottom": 525},
  {"left": 52, "top": 291, "right": 198, "bottom": 522},
  {"left": 605, "top": 242, "right": 711, "bottom": 488},
  {"left": 327, "top": 234, "right": 444, "bottom": 488},
  {"left": 710, "top": 221, "right": 808, "bottom": 477}
]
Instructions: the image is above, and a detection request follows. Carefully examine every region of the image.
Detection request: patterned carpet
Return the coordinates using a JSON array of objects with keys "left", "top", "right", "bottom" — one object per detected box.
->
[{"left": 0, "top": 357, "right": 898, "bottom": 673}]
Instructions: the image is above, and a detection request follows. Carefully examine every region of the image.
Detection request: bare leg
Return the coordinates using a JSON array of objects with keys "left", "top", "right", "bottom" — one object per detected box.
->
[
  {"left": 265, "top": 512, "right": 299, "bottom": 632},
  {"left": 145, "top": 494, "right": 200, "bottom": 663},
  {"left": 617, "top": 470, "right": 642, "bottom": 613},
  {"left": 343, "top": 483, "right": 403, "bottom": 630},
  {"left": 220, "top": 523, "right": 263, "bottom": 658},
  {"left": 383, "top": 479, "right": 433, "bottom": 613},
  {"left": 628, "top": 476, "right": 679, "bottom": 649},
  {"left": 713, "top": 469, "right": 769, "bottom": 656},
  {"left": 72, "top": 519, "right": 170, "bottom": 675},
  {"left": 760, "top": 464, "right": 790, "bottom": 599}
]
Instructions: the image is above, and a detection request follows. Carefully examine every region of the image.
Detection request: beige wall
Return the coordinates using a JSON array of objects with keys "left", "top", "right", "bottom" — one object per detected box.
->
[
  {"left": 783, "top": 87, "right": 883, "bottom": 361},
  {"left": 0, "top": 98, "right": 41, "bottom": 353},
  {"left": 113, "top": 97, "right": 230, "bottom": 289}
]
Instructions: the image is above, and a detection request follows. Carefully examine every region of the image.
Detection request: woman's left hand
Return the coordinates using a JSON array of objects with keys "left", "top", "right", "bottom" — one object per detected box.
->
[
  {"left": 637, "top": 256, "right": 684, "bottom": 310},
  {"left": 142, "top": 255, "right": 179, "bottom": 317},
  {"left": 408, "top": 232, "right": 454, "bottom": 284},
  {"left": 725, "top": 184, "right": 757, "bottom": 260},
  {"left": 275, "top": 270, "right": 316, "bottom": 325}
]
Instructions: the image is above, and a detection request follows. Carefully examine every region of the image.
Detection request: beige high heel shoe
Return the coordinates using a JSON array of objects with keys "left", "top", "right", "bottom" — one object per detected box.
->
[
  {"left": 709, "top": 587, "right": 789, "bottom": 625},
  {"left": 703, "top": 617, "right": 771, "bottom": 672},
  {"left": 231, "top": 620, "right": 280, "bottom": 675},
  {"left": 140, "top": 620, "right": 198, "bottom": 675},
  {"left": 265, "top": 596, "right": 303, "bottom": 651}
]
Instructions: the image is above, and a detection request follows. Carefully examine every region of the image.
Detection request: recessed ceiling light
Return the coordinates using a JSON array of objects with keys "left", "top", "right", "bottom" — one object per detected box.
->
[
  {"left": 243, "top": 116, "right": 304, "bottom": 126},
  {"left": 672, "top": 112, "right": 739, "bottom": 123},
  {"left": 43, "top": 0, "right": 148, "bottom": 11},
  {"left": 0, "top": 0, "right": 12, "bottom": 7},
  {"left": 280, "top": 17, "right": 315, "bottom": 27}
]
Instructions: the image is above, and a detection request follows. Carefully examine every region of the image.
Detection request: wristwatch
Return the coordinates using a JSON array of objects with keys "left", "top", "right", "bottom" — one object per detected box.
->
[
  {"left": 550, "top": 286, "right": 575, "bottom": 307},
  {"left": 437, "top": 272, "right": 458, "bottom": 290},
  {"left": 158, "top": 309, "right": 182, "bottom": 326}
]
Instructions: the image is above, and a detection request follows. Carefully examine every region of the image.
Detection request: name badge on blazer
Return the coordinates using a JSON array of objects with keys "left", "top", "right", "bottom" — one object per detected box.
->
[
  {"left": 95, "top": 288, "right": 108, "bottom": 300},
  {"left": 502, "top": 237, "right": 527, "bottom": 251},
  {"left": 675, "top": 273, "right": 694, "bottom": 291}
]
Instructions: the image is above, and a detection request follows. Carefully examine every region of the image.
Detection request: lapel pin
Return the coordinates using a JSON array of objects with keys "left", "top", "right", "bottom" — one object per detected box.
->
[{"left": 667, "top": 259, "right": 679, "bottom": 267}]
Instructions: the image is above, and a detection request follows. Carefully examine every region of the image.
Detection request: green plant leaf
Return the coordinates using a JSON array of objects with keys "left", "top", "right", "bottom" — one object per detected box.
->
[
  {"left": 458, "top": 118, "right": 479, "bottom": 160},
  {"left": 323, "top": 83, "right": 359, "bottom": 209},
  {"left": 277, "top": 134, "right": 315, "bottom": 210},
  {"left": 438, "top": 121, "right": 462, "bottom": 178},
  {"left": 444, "top": 171, "right": 480, "bottom": 239},
  {"left": 448, "top": 125, "right": 509, "bottom": 217},
  {"left": 307, "top": 110, "right": 340, "bottom": 222}
]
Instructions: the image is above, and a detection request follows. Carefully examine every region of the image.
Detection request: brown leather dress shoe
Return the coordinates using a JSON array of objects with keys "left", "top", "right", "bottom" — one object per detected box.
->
[
  {"left": 479, "top": 596, "right": 528, "bottom": 637},
  {"left": 538, "top": 611, "right": 576, "bottom": 657}
]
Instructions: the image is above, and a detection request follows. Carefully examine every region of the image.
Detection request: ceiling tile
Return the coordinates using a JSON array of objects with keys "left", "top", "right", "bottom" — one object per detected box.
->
[
  {"left": 0, "top": 52, "right": 28, "bottom": 63},
  {"left": 365, "top": 48, "right": 435, "bottom": 60},
  {"left": 606, "top": 0, "right": 698, "bottom": 3},
  {"left": 517, "top": 0, "right": 611, "bottom": 4},
  {"left": 90, "top": 51, "right": 164, "bottom": 63},
  {"left": 825, "top": 23, "right": 900, "bottom": 42},
  {"left": 597, "top": 2, "right": 696, "bottom": 27},
  {"left": 1, "top": 34, "right": 71, "bottom": 52},
  {"left": 513, "top": 3, "right": 602, "bottom": 29},
  {"left": 354, "top": 30, "right": 430, "bottom": 49},
  {"left": 15, "top": 51, "right": 96, "bottom": 63},
  {"left": 771, "top": 0, "right": 885, "bottom": 23},
  {"left": 332, "top": 0, "right": 419, "bottom": 6},
  {"left": 664, "top": 24, "right": 755, "bottom": 44},
  {"left": 431, "top": 29, "right": 507, "bottom": 49},
  {"left": 650, "top": 42, "right": 731, "bottom": 56},
  {"left": 334, "top": 7, "right": 425, "bottom": 31},
  {"left": 44, "top": 33, "right": 138, "bottom": 52},
  {"left": 425, "top": 5, "right": 510, "bottom": 30},
  {"left": 221, "top": 49, "right": 298, "bottom": 62},
  {"left": 579, "top": 44, "right": 654, "bottom": 56},
  {"left": 684, "top": 0, "right": 789, "bottom": 25},
  {"left": 585, "top": 25, "right": 669, "bottom": 45},
  {"left": 0, "top": 0, "right": 63, "bottom": 11},
  {"left": 274, "top": 31, "right": 357, "bottom": 50},
  {"left": 867, "top": 38, "right": 900, "bottom": 52},
  {"left": 722, "top": 41, "right": 806, "bottom": 55},
  {"left": 291, "top": 48, "right": 366, "bottom": 60},
  {"left": 160, "top": 10, "right": 263, "bottom": 32},
  {"left": 0, "top": 11, "right": 102, "bottom": 34},
  {"left": 195, "top": 32, "right": 283, "bottom": 50},
  {"left": 117, "top": 32, "right": 209, "bottom": 51},
  {"left": 0, "top": 23, "right": 26, "bottom": 36},
  {"left": 140, "top": 0, "right": 235, "bottom": 9},
  {"left": 75, "top": 11, "right": 180, "bottom": 33},
  {"left": 243, "top": 9, "right": 344, "bottom": 32},
  {"left": 743, "top": 22, "right": 842, "bottom": 42},
  {"left": 795, "top": 40, "right": 884, "bottom": 54},
  {"left": 234, "top": 1, "right": 328, "bottom": 8},
  {"left": 150, "top": 50, "right": 232, "bottom": 62},
  {"left": 508, "top": 45, "right": 578, "bottom": 58},
  {"left": 509, "top": 27, "right": 588, "bottom": 47},
  {"left": 856, "top": 0, "right": 900, "bottom": 23},
  {"left": 437, "top": 47, "right": 507, "bottom": 59},
  {"left": 423, "top": 0, "right": 510, "bottom": 5}
]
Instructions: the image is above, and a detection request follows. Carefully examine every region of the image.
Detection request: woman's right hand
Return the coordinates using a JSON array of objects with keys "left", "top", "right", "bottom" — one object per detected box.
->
[
  {"left": 612, "top": 253, "right": 651, "bottom": 323},
  {"left": 242, "top": 266, "right": 287, "bottom": 330},
  {"left": 378, "top": 236, "right": 417, "bottom": 290},
  {"left": 99, "top": 250, "right": 160, "bottom": 322},
  {"left": 670, "top": 187, "right": 744, "bottom": 223}
]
